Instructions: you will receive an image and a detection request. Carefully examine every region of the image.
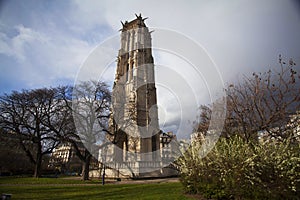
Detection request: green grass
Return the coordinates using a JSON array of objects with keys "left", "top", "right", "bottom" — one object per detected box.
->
[
  {"left": 0, "top": 178, "right": 193, "bottom": 200},
  {"left": 0, "top": 177, "right": 101, "bottom": 185}
]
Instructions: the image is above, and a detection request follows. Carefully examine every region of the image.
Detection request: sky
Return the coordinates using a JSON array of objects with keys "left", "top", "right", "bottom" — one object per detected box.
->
[{"left": 0, "top": 0, "right": 300, "bottom": 138}]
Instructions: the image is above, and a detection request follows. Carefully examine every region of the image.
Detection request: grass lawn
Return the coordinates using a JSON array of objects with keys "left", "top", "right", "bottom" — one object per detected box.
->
[
  {"left": 0, "top": 177, "right": 101, "bottom": 185},
  {"left": 0, "top": 177, "right": 193, "bottom": 200}
]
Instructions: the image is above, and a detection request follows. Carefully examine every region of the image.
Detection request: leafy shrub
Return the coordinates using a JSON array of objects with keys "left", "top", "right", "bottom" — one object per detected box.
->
[{"left": 178, "top": 136, "right": 300, "bottom": 199}]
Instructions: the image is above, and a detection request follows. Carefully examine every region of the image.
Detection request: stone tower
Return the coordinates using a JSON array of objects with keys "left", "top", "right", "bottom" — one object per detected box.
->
[{"left": 108, "top": 14, "right": 161, "bottom": 176}]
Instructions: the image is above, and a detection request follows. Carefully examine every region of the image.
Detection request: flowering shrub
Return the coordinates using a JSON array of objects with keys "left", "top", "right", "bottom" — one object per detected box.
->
[{"left": 178, "top": 136, "right": 300, "bottom": 199}]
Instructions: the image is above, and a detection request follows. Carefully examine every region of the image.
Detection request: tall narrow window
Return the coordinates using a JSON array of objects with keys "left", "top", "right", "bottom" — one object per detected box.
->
[
  {"left": 126, "top": 64, "right": 129, "bottom": 82},
  {"left": 131, "top": 61, "right": 134, "bottom": 80},
  {"left": 131, "top": 30, "right": 135, "bottom": 51}
]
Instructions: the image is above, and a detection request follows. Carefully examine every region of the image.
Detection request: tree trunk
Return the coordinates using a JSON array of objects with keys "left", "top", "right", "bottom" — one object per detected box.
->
[
  {"left": 34, "top": 143, "right": 42, "bottom": 178},
  {"left": 81, "top": 154, "right": 91, "bottom": 180}
]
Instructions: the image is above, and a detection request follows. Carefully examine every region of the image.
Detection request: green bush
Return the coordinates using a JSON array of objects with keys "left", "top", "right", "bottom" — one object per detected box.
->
[{"left": 178, "top": 136, "right": 300, "bottom": 199}]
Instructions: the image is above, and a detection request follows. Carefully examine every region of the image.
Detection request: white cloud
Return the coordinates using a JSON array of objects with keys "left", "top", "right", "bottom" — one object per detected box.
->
[
  {"left": 0, "top": 25, "right": 44, "bottom": 61},
  {"left": 0, "top": 24, "right": 94, "bottom": 88},
  {"left": 0, "top": 32, "right": 13, "bottom": 57}
]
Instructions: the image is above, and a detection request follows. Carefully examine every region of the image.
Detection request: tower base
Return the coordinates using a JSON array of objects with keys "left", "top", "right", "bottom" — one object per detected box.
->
[{"left": 89, "top": 161, "right": 179, "bottom": 179}]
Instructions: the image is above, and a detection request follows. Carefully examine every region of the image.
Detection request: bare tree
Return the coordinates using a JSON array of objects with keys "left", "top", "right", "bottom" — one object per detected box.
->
[
  {"left": 0, "top": 88, "right": 67, "bottom": 177},
  {"left": 193, "top": 105, "right": 212, "bottom": 134},
  {"left": 60, "top": 81, "right": 111, "bottom": 180},
  {"left": 194, "top": 56, "right": 300, "bottom": 143},
  {"left": 225, "top": 56, "right": 299, "bottom": 142}
]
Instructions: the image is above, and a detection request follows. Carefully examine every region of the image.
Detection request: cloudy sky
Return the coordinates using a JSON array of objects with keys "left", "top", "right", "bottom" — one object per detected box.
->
[{"left": 0, "top": 0, "right": 300, "bottom": 138}]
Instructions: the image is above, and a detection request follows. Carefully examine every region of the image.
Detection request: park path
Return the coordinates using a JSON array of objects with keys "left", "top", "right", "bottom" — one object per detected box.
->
[
  {"left": 0, "top": 177, "right": 180, "bottom": 186},
  {"left": 110, "top": 177, "right": 180, "bottom": 185}
]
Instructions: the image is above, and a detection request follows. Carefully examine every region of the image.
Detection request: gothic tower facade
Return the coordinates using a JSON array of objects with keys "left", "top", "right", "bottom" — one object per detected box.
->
[{"left": 109, "top": 14, "right": 161, "bottom": 170}]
